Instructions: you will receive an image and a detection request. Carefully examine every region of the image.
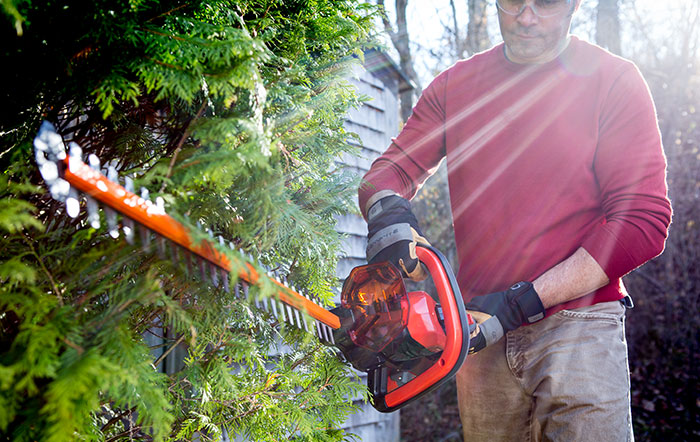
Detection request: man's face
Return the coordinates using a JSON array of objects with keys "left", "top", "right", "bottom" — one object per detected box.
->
[{"left": 498, "top": 0, "right": 580, "bottom": 64}]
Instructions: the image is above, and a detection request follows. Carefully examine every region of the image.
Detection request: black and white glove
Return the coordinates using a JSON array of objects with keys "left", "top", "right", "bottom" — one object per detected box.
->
[
  {"left": 365, "top": 194, "right": 430, "bottom": 281},
  {"left": 466, "top": 281, "right": 546, "bottom": 354}
]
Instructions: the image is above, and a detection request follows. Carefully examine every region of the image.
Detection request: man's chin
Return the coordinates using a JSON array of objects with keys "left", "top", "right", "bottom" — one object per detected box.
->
[{"left": 506, "top": 46, "right": 548, "bottom": 63}]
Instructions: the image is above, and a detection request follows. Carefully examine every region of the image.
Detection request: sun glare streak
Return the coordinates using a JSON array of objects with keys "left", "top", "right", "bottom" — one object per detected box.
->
[
  {"left": 450, "top": 71, "right": 572, "bottom": 220},
  {"left": 401, "top": 64, "right": 541, "bottom": 158},
  {"left": 396, "top": 62, "right": 573, "bottom": 224}
]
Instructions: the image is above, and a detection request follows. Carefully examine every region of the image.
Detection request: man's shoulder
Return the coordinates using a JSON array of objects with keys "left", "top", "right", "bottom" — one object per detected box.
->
[
  {"left": 450, "top": 44, "right": 503, "bottom": 71},
  {"left": 566, "top": 37, "right": 637, "bottom": 76},
  {"left": 432, "top": 44, "right": 504, "bottom": 84}
]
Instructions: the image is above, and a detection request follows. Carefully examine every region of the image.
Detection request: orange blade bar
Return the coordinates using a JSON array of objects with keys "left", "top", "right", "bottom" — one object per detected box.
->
[{"left": 63, "top": 156, "right": 340, "bottom": 330}]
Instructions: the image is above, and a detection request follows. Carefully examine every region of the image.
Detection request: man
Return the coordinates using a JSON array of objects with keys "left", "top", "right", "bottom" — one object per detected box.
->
[{"left": 359, "top": 0, "right": 671, "bottom": 440}]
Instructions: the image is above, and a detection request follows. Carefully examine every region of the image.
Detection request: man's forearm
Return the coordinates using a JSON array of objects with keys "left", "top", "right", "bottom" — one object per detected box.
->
[{"left": 533, "top": 247, "right": 610, "bottom": 309}]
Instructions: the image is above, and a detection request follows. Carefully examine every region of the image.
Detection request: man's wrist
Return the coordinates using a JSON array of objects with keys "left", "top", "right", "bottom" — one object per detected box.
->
[
  {"left": 365, "top": 190, "right": 400, "bottom": 217},
  {"left": 507, "top": 281, "right": 545, "bottom": 324}
]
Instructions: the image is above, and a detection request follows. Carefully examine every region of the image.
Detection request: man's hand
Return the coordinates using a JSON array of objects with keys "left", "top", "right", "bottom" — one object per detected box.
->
[
  {"left": 365, "top": 194, "right": 429, "bottom": 281},
  {"left": 466, "top": 282, "right": 546, "bottom": 354}
]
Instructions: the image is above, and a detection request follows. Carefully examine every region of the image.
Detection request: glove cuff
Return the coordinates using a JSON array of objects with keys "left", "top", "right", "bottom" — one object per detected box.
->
[
  {"left": 367, "top": 195, "right": 411, "bottom": 222},
  {"left": 365, "top": 190, "right": 399, "bottom": 216},
  {"left": 507, "top": 282, "right": 545, "bottom": 324}
]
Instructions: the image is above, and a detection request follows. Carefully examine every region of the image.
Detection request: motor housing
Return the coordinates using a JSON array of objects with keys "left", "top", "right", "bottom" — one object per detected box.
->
[{"left": 333, "top": 245, "right": 472, "bottom": 412}]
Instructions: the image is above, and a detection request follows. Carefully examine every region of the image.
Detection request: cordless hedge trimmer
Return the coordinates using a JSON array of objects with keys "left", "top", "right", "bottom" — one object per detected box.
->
[{"left": 33, "top": 121, "right": 472, "bottom": 412}]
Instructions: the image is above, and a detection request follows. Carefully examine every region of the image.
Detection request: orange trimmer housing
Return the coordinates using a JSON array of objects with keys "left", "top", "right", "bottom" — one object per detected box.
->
[{"left": 333, "top": 245, "right": 472, "bottom": 412}]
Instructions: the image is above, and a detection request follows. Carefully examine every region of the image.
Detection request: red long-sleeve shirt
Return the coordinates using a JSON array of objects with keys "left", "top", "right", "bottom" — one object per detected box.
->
[{"left": 359, "top": 37, "right": 671, "bottom": 315}]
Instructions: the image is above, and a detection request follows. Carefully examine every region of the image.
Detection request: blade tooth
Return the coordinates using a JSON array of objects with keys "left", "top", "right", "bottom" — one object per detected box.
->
[
  {"left": 257, "top": 295, "right": 267, "bottom": 311},
  {"left": 206, "top": 228, "right": 213, "bottom": 238},
  {"left": 168, "top": 241, "right": 180, "bottom": 267},
  {"left": 184, "top": 250, "right": 193, "bottom": 276},
  {"left": 285, "top": 304, "right": 296, "bottom": 326},
  {"left": 123, "top": 219, "right": 135, "bottom": 244},
  {"left": 85, "top": 154, "right": 102, "bottom": 228},
  {"left": 209, "top": 263, "right": 219, "bottom": 287},
  {"left": 86, "top": 196, "right": 100, "bottom": 229},
  {"left": 156, "top": 234, "right": 167, "bottom": 259},
  {"left": 326, "top": 325, "right": 335, "bottom": 345},
  {"left": 218, "top": 236, "right": 225, "bottom": 247},
  {"left": 155, "top": 196, "right": 165, "bottom": 215},
  {"left": 66, "top": 187, "right": 80, "bottom": 218},
  {"left": 198, "top": 257, "right": 208, "bottom": 282},
  {"left": 242, "top": 283, "right": 249, "bottom": 298},
  {"left": 319, "top": 322, "right": 327, "bottom": 342},
  {"left": 315, "top": 321, "right": 323, "bottom": 340},
  {"left": 222, "top": 269, "right": 230, "bottom": 293},
  {"left": 234, "top": 283, "right": 241, "bottom": 299},
  {"left": 122, "top": 177, "right": 136, "bottom": 243},
  {"left": 105, "top": 167, "right": 119, "bottom": 237},
  {"left": 124, "top": 176, "right": 134, "bottom": 193},
  {"left": 105, "top": 208, "right": 119, "bottom": 238},
  {"left": 269, "top": 298, "right": 279, "bottom": 318},
  {"left": 49, "top": 178, "right": 70, "bottom": 202},
  {"left": 68, "top": 142, "right": 83, "bottom": 170},
  {"left": 106, "top": 165, "right": 119, "bottom": 183},
  {"left": 88, "top": 153, "right": 100, "bottom": 171},
  {"left": 278, "top": 300, "right": 287, "bottom": 323},
  {"left": 282, "top": 303, "right": 293, "bottom": 326},
  {"left": 33, "top": 127, "right": 50, "bottom": 153},
  {"left": 302, "top": 314, "right": 310, "bottom": 333},
  {"left": 324, "top": 324, "right": 333, "bottom": 343},
  {"left": 38, "top": 158, "right": 59, "bottom": 184},
  {"left": 293, "top": 308, "right": 303, "bottom": 330},
  {"left": 139, "top": 225, "right": 151, "bottom": 251},
  {"left": 140, "top": 188, "right": 153, "bottom": 215},
  {"left": 44, "top": 123, "right": 66, "bottom": 160}
]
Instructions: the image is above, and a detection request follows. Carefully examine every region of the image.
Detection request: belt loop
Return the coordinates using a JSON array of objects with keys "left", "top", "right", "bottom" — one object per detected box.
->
[{"left": 620, "top": 295, "right": 634, "bottom": 309}]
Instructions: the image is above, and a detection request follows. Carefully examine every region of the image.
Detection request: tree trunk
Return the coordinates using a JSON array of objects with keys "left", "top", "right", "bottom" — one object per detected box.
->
[
  {"left": 467, "top": 0, "right": 490, "bottom": 55},
  {"left": 596, "top": 0, "right": 621, "bottom": 54},
  {"left": 378, "top": 0, "right": 422, "bottom": 122}
]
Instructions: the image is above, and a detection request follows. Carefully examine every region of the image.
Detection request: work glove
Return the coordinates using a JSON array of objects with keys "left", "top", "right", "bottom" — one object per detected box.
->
[
  {"left": 466, "top": 281, "right": 546, "bottom": 354},
  {"left": 365, "top": 194, "right": 429, "bottom": 281}
]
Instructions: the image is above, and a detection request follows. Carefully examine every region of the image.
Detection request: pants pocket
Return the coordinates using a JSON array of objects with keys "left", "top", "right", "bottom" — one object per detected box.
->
[{"left": 554, "top": 300, "right": 625, "bottom": 324}]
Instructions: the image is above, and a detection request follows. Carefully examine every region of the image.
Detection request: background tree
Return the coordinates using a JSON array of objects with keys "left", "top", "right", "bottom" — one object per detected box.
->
[
  {"left": 376, "top": 0, "right": 422, "bottom": 122},
  {"left": 465, "top": 0, "right": 491, "bottom": 54},
  {"left": 596, "top": 0, "right": 621, "bottom": 53},
  {"left": 0, "top": 1, "right": 376, "bottom": 441}
]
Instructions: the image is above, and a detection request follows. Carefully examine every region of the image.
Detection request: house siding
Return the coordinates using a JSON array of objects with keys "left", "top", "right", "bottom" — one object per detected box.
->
[{"left": 335, "top": 52, "right": 406, "bottom": 442}]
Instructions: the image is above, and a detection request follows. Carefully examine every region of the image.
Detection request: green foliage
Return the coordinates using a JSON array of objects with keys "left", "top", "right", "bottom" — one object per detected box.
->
[{"left": 1, "top": 0, "right": 376, "bottom": 440}]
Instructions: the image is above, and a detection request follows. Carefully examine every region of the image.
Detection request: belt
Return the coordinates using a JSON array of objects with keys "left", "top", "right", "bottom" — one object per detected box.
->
[{"left": 620, "top": 295, "right": 634, "bottom": 309}]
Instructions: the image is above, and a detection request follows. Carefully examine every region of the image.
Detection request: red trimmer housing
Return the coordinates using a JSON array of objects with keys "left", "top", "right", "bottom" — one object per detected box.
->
[{"left": 332, "top": 245, "right": 472, "bottom": 412}]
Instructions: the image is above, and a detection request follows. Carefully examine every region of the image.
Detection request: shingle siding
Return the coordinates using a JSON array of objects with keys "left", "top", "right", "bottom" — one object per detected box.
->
[{"left": 335, "top": 50, "right": 408, "bottom": 442}]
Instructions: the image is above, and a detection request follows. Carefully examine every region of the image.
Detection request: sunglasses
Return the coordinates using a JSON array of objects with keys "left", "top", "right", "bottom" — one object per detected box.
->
[{"left": 496, "top": 0, "right": 574, "bottom": 19}]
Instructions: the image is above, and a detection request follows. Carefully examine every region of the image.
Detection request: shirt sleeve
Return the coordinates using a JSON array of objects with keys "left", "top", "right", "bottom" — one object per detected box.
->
[
  {"left": 359, "top": 71, "right": 449, "bottom": 217},
  {"left": 581, "top": 64, "right": 672, "bottom": 280}
]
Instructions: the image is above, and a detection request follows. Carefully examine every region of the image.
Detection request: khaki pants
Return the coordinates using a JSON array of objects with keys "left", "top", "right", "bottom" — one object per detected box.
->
[{"left": 456, "top": 300, "right": 634, "bottom": 442}]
